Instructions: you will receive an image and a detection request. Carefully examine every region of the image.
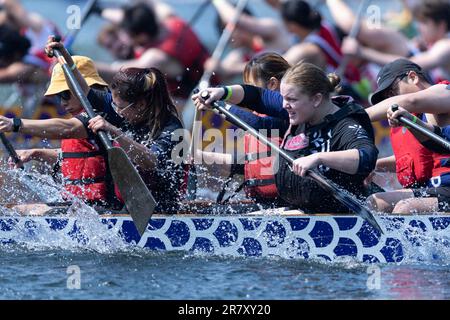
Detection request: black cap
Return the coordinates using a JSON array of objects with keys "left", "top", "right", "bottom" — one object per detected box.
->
[{"left": 369, "top": 59, "right": 423, "bottom": 105}]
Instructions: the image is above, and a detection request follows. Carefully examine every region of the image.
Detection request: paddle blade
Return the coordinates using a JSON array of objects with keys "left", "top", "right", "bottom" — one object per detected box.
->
[
  {"left": 333, "top": 191, "right": 384, "bottom": 235},
  {"left": 107, "top": 147, "right": 156, "bottom": 236}
]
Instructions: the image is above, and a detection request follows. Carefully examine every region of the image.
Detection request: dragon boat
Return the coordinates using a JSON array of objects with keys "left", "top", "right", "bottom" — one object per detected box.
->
[{"left": 0, "top": 201, "right": 448, "bottom": 263}]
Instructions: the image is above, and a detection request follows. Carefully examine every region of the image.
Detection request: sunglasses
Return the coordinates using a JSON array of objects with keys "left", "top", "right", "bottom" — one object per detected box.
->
[{"left": 57, "top": 90, "right": 71, "bottom": 101}]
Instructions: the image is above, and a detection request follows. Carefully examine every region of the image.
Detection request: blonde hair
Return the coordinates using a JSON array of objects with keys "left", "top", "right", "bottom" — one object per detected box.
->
[
  {"left": 282, "top": 62, "right": 341, "bottom": 97},
  {"left": 143, "top": 73, "right": 156, "bottom": 91}
]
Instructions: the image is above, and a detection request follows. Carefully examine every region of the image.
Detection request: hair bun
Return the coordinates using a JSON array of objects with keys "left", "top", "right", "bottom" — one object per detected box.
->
[{"left": 327, "top": 73, "right": 341, "bottom": 92}]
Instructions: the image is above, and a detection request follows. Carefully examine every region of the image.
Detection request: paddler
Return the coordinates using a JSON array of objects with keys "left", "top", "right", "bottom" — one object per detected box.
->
[{"left": 193, "top": 62, "right": 378, "bottom": 213}]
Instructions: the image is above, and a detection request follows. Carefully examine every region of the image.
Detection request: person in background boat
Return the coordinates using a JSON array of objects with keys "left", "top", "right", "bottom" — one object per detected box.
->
[
  {"left": 0, "top": 25, "right": 48, "bottom": 84},
  {"left": 95, "top": 0, "right": 174, "bottom": 61},
  {"left": 193, "top": 62, "right": 378, "bottom": 213},
  {"left": 97, "top": 24, "right": 135, "bottom": 61},
  {"left": 95, "top": 0, "right": 174, "bottom": 25},
  {"left": 341, "top": 0, "right": 450, "bottom": 84},
  {"left": 364, "top": 59, "right": 450, "bottom": 213},
  {"left": 0, "top": 56, "right": 122, "bottom": 209},
  {"left": 326, "top": 0, "right": 413, "bottom": 102},
  {"left": 195, "top": 52, "right": 290, "bottom": 205},
  {"left": 94, "top": 2, "right": 210, "bottom": 110},
  {"left": 279, "top": 0, "right": 364, "bottom": 102},
  {"left": 44, "top": 38, "right": 185, "bottom": 213},
  {"left": 0, "top": 0, "right": 58, "bottom": 75},
  {"left": 203, "top": 0, "right": 290, "bottom": 83},
  {"left": 326, "top": 0, "right": 412, "bottom": 58}
]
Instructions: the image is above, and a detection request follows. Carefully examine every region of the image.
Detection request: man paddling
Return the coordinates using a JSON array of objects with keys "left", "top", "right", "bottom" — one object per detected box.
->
[{"left": 366, "top": 58, "right": 450, "bottom": 213}]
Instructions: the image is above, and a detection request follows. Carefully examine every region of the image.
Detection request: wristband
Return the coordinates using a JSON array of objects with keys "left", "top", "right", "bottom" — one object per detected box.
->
[
  {"left": 12, "top": 118, "right": 22, "bottom": 132},
  {"left": 219, "top": 86, "right": 229, "bottom": 100},
  {"left": 70, "top": 64, "right": 76, "bottom": 71},
  {"left": 224, "top": 86, "right": 233, "bottom": 101}
]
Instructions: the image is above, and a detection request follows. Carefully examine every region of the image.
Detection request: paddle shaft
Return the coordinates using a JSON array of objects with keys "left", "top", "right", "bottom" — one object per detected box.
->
[
  {"left": 187, "top": 0, "right": 211, "bottom": 26},
  {"left": 335, "top": 0, "right": 370, "bottom": 78},
  {"left": 52, "top": 50, "right": 112, "bottom": 149},
  {"left": 0, "top": 132, "right": 23, "bottom": 168},
  {"left": 198, "top": 0, "right": 250, "bottom": 90},
  {"left": 188, "top": 0, "right": 250, "bottom": 155},
  {"left": 185, "top": 0, "right": 250, "bottom": 199},
  {"left": 209, "top": 99, "right": 383, "bottom": 234},
  {"left": 392, "top": 105, "right": 450, "bottom": 151}
]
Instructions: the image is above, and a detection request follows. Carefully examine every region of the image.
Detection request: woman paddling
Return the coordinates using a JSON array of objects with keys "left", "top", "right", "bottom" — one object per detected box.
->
[
  {"left": 193, "top": 62, "right": 378, "bottom": 212},
  {"left": 0, "top": 39, "right": 184, "bottom": 213},
  {"left": 45, "top": 38, "right": 184, "bottom": 212},
  {"left": 196, "top": 52, "right": 290, "bottom": 205}
]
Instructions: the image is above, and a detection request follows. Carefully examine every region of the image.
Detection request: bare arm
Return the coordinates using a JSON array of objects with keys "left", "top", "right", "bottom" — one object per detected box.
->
[
  {"left": 292, "top": 149, "right": 361, "bottom": 176},
  {"left": 0, "top": 116, "right": 88, "bottom": 139},
  {"left": 87, "top": 116, "right": 158, "bottom": 171},
  {"left": 101, "top": 1, "right": 174, "bottom": 23},
  {"left": 97, "top": 48, "right": 183, "bottom": 81},
  {"left": 375, "top": 155, "right": 396, "bottom": 172},
  {"left": 326, "top": 0, "right": 409, "bottom": 55},
  {"left": 2, "top": 0, "right": 44, "bottom": 33},
  {"left": 283, "top": 43, "right": 327, "bottom": 69},
  {"left": 317, "top": 149, "right": 361, "bottom": 174},
  {"left": 367, "top": 84, "right": 450, "bottom": 122},
  {"left": 17, "top": 148, "right": 60, "bottom": 165},
  {"left": 0, "top": 63, "right": 35, "bottom": 83},
  {"left": 409, "top": 40, "right": 450, "bottom": 71},
  {"left": 192, "top": 85, "right": 245, "bottom": 107},
  {"left": 213, "top": 0, "right": 288, "bottom": 49}
]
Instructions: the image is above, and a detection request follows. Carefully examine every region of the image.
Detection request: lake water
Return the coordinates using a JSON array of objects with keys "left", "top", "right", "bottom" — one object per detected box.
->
[{"left": 0, "top": 0, "right": 448, "bottom": 302}]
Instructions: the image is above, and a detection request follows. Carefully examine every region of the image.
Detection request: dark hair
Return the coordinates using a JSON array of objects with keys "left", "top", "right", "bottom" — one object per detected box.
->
[
  {"left": 281, "top": 0, "right": 322, "bottom": 30},
  {"left": 413, "top": 0, "right": 450, "bottom": 31},
  {"left": 121, "top": 3, "right": 159, "bottom": 38},
  {"left": 111, "top": 67, "right": 179, "bottom": 138},
  {"left": 215, "top": 6, "right": 253, "bottom": 36},
  {"left": 282, "top": 62, "right": 341, "bottom": 98},
  {"left": 243, "top": 52, "right": 291, "bottom": 85},
  {"left": 0, "top": 25, "right": 31, "bottom": 62}
]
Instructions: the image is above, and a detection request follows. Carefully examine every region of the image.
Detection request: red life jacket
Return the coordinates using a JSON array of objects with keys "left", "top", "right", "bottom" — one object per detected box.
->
[
  {"left": 391, "top": 81, "right": 450, "bottom": 187},
  {"left": 243, "top": 114, "right": 281, "bottom": 199},
  {"left": 391, "top": 125, "right": 434, "bottom": 187},
  {"left": 60, "top": 138, "right": 108, "bottom": 202},
  {"left": 135, "top": 17, "right": 209, "bottom": 98}
]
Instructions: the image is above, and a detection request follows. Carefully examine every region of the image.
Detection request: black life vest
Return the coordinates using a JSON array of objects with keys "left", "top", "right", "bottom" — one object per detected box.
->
[{"left": 275, "top": 97, "right": 375, "bottom": 213}]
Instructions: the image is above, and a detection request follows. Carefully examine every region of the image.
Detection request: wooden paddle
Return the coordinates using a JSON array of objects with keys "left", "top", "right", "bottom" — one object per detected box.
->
[
  {"left": 51, "top": 48, "right": 156, "bottom": 236},
  {"left": 391, "top": 104, "right": 450, "bottom": 151},
  {"left": 185, "top": 0, "right": 250, "bottom": 199},
  {"left": 204, "top": 94, "right": 383, "bottom": 234}
]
